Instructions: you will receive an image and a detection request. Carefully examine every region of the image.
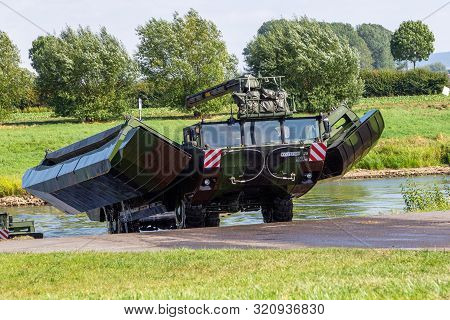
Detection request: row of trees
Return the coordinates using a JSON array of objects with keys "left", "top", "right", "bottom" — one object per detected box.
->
[
  {"left": 0, "top": 10, "right": 440, "bottom": 121},
  {"left": 1, "top": 10, "right": 238, "bottom": 121},
  {"left": 243, "top": 19, "right": 437, "bottom": 111},
  {"left": 321, "top": 21, "right": 435, "bottom": 71}
]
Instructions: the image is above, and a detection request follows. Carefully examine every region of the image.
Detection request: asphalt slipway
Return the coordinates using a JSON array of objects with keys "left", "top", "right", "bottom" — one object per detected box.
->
[{"left": 0, "top": 211, "right": 449, "bottom": 253}]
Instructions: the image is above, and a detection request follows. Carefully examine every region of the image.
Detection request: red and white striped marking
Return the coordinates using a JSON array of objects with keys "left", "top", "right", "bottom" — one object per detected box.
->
[
  {"left": 204, "top": 149, "right": 222, "bottom": 169},
  {"left": 0, "top": 228, "right": 9, "bottom": 240},
  {"left": 309, "top": 142, "right": 327, "bottom": 161}
]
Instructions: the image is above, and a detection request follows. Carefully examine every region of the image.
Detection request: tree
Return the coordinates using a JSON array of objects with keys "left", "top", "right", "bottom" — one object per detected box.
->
[
  {"left": 357, "top": 24, "right": 395, "bottom": 69},
  {"left": 391, "top": 20, "right": 435, "bottom": 69},
  {"left": 0, "top": 31, "right": 35, "bottom": 119},
  {"left": 29, "top": 26, "right": 137, "bottom": 121},
  {"left": 421, "top": 62, "right": 447, "bottom": 73},
  {"left": 244, "top": 18, "right": 363, "bottom": 112},
  {"left": 15, "top": 68, "right": 39, "bottom": 109},
  {"left": 135, "top": 9, "right": 237, "bottom": 115},
  {"left": 326, "top": 22, "right": 374, "bottom": 69},
  {"left": 263, "top": 21, "right": 373, "bottom": 69}
]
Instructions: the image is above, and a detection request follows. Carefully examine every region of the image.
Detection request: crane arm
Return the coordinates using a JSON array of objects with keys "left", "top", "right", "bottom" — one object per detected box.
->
[{"left": 185, "top": 79, "right": 241, "bottom": 108}]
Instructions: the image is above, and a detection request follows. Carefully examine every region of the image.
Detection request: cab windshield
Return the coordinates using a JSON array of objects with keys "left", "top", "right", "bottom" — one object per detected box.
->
[
  {"left": 200, "top": 118, "right": 319, "bottom": 148},
  {"left": 201, "top": 122, "right": 241, "bottom": 148},
  {"left": 283, "top": 118, "right": 319, "bottom": 143},
  {"left": 243, "top": 120, "right": 281, "bottom": 146}
]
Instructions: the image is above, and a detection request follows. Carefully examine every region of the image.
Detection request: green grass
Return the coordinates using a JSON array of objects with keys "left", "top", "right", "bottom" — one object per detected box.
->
[
  {"left": 354, "top": 98, "right": 449, "bottom": 139},
  {"left": 0, "top": 95, "right": 448, "bottom": 196},
  {"left": 0, "top": 249, "right": 448, "bottom": 299},
  {"left": 352, "top": 95, "right": 449, "bottom": 169},
  {"left": 356, "top": 136, "right": 449, "bottom": 170}
]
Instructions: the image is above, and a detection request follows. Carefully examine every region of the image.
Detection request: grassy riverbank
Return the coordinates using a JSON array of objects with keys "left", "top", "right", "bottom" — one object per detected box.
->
[
  {"left": 0, "top": 94, "right": 448, "bottom": 196},
  {"left": 0, "top": 249, "right": 448, "bottom": 299}
]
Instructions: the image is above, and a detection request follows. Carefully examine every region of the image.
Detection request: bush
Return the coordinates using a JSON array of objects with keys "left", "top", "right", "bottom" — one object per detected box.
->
[
  {"left": 0, "top": 177, "right": 24, "bottom": 197},
  {"left": 361, "top": 69, "right": 448, "bottom": 97},
  {"left": 244, "top": 18, "right": 363, "bottom": 113},
  {"left": 401, "top": 179, "right": 449, "bottom": 212}
]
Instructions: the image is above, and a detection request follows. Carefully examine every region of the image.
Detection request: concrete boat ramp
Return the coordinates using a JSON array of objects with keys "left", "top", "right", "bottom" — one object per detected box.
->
[{"left": 0, "top": 211, "right": 449, "bottom": 253}]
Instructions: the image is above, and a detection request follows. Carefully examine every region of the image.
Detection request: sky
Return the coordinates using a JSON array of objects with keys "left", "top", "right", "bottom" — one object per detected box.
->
[{"left": 0, "top": 0, "right": 449, "bottom": 70}]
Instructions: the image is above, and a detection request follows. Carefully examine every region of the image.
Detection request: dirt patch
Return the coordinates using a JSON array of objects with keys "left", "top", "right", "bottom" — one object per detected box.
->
[{"left": 343, "top": 166, "right": 450, "bottom": 179}]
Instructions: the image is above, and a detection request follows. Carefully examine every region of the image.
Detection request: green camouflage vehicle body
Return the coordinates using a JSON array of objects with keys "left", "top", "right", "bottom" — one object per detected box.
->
[{"left": 23, "top": 76, "right": 384, "bottom": 232}]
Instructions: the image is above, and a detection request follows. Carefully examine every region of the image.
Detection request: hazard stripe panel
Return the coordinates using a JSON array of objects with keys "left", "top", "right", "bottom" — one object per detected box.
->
[
  {"left": 0, "top": 229, "right": 10, "bottom": 240},
  {"left": 309, "top": 142, "right": 327, "bottom": 161},
  {"left": 204, "top": 149, "right": 222, "bottom": 168}
]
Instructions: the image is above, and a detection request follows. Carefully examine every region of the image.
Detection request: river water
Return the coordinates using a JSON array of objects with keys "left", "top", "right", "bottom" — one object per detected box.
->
[{"left": 2, "top": 175, "right": 448, "bottom": 238}]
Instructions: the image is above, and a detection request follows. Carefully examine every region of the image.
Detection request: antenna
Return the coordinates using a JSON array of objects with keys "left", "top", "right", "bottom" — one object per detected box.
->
[{"left": 138, "top": 97, "right": 142, "bottom": 121}]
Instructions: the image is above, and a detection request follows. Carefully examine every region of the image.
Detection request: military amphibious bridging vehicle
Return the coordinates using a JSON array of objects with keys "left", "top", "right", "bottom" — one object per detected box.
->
[{"left": 23, "top": 76, "right": 384, "bottom": 233}]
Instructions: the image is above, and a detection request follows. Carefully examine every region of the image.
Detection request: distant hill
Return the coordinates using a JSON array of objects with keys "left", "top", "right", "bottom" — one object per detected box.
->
[{"left": 417, "top": 52, "right": 450, "bottom": 68}]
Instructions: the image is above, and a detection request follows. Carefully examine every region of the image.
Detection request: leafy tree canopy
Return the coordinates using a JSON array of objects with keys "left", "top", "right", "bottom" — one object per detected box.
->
[
  {"left": 391, "top": 20, "right": 434, "bottom": 69},
  {"left": 29, "top": 26, "right": 137, "bottom": 121},
  {"left": 0, "top": 31, "right": 35, "bottom": 119},
  {"left": 357, "top": 23, "right": 395, "bottom": 69},
  {"left": 244, "top": 17, "right": 363, "bottom": 112},
  {"left": 135, "top": 9, "right": 238, "bottom": 115},
  {"left": 326, "top": 22, "right": 374, "bottom": 69}
]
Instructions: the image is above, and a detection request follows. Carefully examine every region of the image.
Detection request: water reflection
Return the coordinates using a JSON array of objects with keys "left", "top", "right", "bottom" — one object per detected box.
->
[
  {"left": 3, "top": 206, "right": 107, "bottom": 238},
  {"left": 2, "top": 175, "right": 448, "bottom": 237},
  {"left": 222, "top": 175, "right": 448, "bottom": 225}
]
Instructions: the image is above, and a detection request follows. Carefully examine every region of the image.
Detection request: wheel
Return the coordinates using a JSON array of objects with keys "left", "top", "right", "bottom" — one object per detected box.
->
[
  {"left": 175, "top": 198, "right": 186, "bottom": 229},
  {"left": 106, "top": 206, "right": 120, "bottom": 233},
  {"left": 185, "top": 204, "right": 205, "bottom": 228},
  {"left": 261, "top": 195, "right": 293, "bottom": 223},
  {"left": 175, "top": 197, "right": 205, "bottom": 229},
  {"left": 205, "top": 212, "right": 220, "bottom": 227},
  {"left": 261, "top": 205, "right": 274, "bottom": 223}
]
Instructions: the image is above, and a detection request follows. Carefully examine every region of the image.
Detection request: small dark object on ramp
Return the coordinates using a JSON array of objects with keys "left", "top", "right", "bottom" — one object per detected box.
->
[{"left": 0, "top": 212, "right": 43, "bottom": 239}]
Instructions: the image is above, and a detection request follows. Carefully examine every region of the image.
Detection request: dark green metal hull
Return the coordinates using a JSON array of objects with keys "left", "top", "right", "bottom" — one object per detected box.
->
[
  {"left": 22, "top": 119, "right": 191, "bottom": 214},
  {"left": 321, "top": 109, "right": 384, "bottom": 179},
  {"left": 191, "top": 145, "right": 324, "bottom": 208},
  {"left": 21, "top": 107, "right": 384, "bottom": 231}
]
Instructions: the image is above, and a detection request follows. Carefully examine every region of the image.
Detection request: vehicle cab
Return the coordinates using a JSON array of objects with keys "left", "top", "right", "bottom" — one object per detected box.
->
[{"left": 183, "top": 116, "right": 323, "bottom": 149}]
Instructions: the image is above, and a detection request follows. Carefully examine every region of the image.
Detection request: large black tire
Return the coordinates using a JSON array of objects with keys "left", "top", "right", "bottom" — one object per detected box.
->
[
  {"left": 261, "top": 196, "right": 293, "bottom": 223},
  {"left": 185, "top": 204, "right": 205, "bottom": 228},
  {"left": 175, "top": 198, "right": 186, "bottom": 229},
  {"left": 175, "top": 198, "right": 205, "bottom": 229},
  {"left": 205, "top": 212, "right": 220, "bottom": 227}
]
